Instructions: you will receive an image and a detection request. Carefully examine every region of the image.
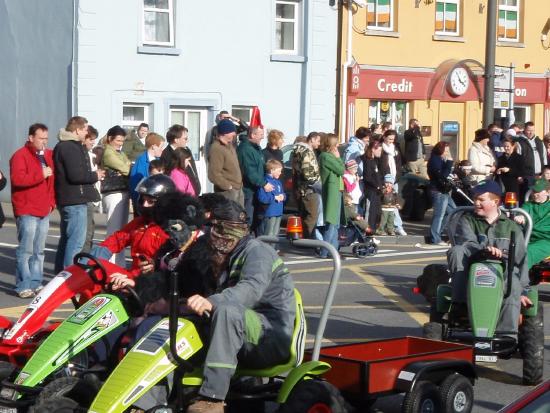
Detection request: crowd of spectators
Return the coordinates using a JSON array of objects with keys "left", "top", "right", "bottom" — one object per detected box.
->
[{"left": 5, "top": 112, "right": 550, "bottom": 297}]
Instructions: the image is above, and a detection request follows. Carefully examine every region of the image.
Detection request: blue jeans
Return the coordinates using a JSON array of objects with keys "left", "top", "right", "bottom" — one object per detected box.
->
[
  {"left": 430, "top": 191, "right": 456, "bottom": 244},
  {"left": 15, "top": 215, "right": 50, "bottom": 293},
  {"left": 55, "top": 204, "right": 88, "bottom": 273}
]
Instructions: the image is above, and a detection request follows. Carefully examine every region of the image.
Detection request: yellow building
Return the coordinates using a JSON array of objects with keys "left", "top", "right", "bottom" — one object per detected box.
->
[{"left": 338, "top": 0, "right": 550, "bottom": 159}]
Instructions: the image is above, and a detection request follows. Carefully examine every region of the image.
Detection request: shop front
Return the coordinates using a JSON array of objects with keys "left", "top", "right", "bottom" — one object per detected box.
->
[{"left": 347, "top": 63, "right": 550, "bottom": 159}]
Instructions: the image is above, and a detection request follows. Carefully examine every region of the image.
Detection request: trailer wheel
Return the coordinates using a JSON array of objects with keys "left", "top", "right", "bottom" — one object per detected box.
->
[
  {"left": 29, "top": 396, "right": 80, "bottom": 413},
  {"left": 402, "top": 380, "right": 441, "bottom": 413},
  {"left": 278, "top": 379, "right": 351, "bottom": 413},
  {"left": 519, "top": 301, "right": 544, "bottom": 386},
  {"left": 439, "top": 373, "right": 473, "bottom": 413},
  {"left": 0, "top": 361, "right": 15, "bottom": 381},
  {"left": 422, "top": 322, "right": 442, "bottom": 340},
  {"left": 33, "top": 376, "right": 100, "bottom": 409}
]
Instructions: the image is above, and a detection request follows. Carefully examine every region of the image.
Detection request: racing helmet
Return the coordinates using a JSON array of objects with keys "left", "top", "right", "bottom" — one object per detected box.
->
[{"left": 136, "top": 174, "right": 176, "bottom": 216}]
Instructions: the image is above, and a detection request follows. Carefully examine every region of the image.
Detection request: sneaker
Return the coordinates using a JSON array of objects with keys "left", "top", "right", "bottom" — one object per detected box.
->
[
  {"left": 372, "top": 237, "right": 381, "bottom": 245},
  {"left": 375, "top": 230, "right": 387, "bottom": 236},
  {"left": 396, "top": 228, "right": 407, "bottom": 236},
  {"left": 34, "top": 285, "right": 44, "bottom": 294},
  {"left": 187, "top": 399, "right": 225, "bottom": 413},
  {"left": 436, "top": 241, "right": 449, "bottom": 247},
  {"left": 18, "top": 289, "right": 35, "bottom": 299},
  {"left": 387, "top": 230, "right": 396, "bottom": 236}
]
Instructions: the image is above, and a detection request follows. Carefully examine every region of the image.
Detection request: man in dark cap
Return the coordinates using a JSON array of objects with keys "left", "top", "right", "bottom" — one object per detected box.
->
[
  {"left": 447, "top": 180, "right": 531, "bottom": 340},
  {"left": 207, "top": 119, "right": 244, "bottom": 207},
  {"left": 185, "top": 198, "right": 295, "bottom": 413}
]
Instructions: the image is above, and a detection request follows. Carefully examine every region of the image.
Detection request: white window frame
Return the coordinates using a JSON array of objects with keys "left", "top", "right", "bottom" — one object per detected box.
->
[
  {"left": 169, "top": 106, "right": 208, "bottom": 160},
  {"left": 435, "top": 0, "right": 460, "bottom": 37},
  {"left": 498, "top": 0, "right": 520, "bottom": 42},
  {"left": 231, "top": 105, "right": 254, "bottom": 123},
  {"left": 366, "top": 0, "right": 395, "bottom": 32},
  {"left": 122, "top": 103, "right": 151, "bottom": 131},
  {"left": 368, "top": 100, "right": 409, "bottom": 136},
  {"left": 142, "top": 0, "right": 175, "bottom": 47},
  {"left": 274, "top": 0, "right": 302, "bottom": 55}
]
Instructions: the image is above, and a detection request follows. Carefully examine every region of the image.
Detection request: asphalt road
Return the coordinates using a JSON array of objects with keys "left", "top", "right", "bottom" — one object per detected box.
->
[{"left": 0, "top": 215, "right": 548, "bottom": 412}]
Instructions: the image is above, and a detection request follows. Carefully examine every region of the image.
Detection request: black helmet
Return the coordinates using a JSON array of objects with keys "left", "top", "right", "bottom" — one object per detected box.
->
[
  {"left": 136, "top": 174, "right": 176, "bottom": 216},
  {"left": 136, "top": 174, "right": 176, "bottom": 199}
]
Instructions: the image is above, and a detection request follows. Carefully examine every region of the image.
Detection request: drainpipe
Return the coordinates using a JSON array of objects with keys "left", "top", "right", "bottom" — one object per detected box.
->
[
  {"left": 340, "top": 1, "right": 353, "bottom": 141},
  {"left": 71, "top": 0, "right": 79, "bottom": 116}
]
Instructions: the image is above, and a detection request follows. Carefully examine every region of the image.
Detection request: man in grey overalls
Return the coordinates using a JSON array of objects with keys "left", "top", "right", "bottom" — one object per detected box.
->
[
  {"left": 447, "top": 180, "right": 531, "bottom": 338},
  {"left": 186, "top": 199, "right": 295, "bottom": 413}
]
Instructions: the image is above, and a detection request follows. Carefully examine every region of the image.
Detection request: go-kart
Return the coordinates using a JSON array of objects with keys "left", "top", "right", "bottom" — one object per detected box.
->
[
  {"left": 0, "top": 282, "right": 145, "bottom": 412},
  {"left": 0, "top": 253, "right": 131, "bottom": 368},
  {"left": 419, "top": 206, "right": 545, "bottom": 386},
  {"left": 34, "top": 238, "right": 477, "bottom": 413}
]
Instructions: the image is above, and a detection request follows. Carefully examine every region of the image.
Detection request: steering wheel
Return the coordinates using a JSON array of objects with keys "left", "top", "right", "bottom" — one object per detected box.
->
[
  {"left": 105, "top": 283, "right": 146, "bottom": 318},
  {"left": 74, "top": 252, "right": 109, "bottom": 287}
]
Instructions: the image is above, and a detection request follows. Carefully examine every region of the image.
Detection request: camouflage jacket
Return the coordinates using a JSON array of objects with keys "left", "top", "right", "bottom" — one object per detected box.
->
[{"left": 291, "top": 142, "right": 320, "bottom": 197}]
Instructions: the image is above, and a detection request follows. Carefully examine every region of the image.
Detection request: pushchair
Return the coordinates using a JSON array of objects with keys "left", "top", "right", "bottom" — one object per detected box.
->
[{"left": 338, "top": 219, "right": 378, "bottom": 258}]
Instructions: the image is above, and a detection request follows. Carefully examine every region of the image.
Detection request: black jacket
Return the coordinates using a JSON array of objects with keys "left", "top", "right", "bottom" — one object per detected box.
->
[
  {"left": 427, "top": 155, "right": 454, "bottom": 193},
  {"left": 404, "top": 127, "right": 425, "bottom": 162},
  {"left": 516, "top": 135, "right": 544, "bottom": 176},
  {"left": 262, "top": 146, "right": 283, "bottom": 163},
  {"left": 161, "top": 145, "right": 201, "bottom": 195},
  {"left": 53, "top": 135, "right": 100, "bottom": 207},
  {"left": 381, "top": 146, "right": 404, "bottom": 181},
  {"left": 363, "top": 157, "right": 383, "bottom": 192},
  {"left": 496, "top": 152, "right": 524, "bottom": 195}
]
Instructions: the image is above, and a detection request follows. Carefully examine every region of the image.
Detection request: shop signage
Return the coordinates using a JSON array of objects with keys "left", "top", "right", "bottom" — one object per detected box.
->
[{"left": 376, "top": 78, "right": 414, "bottom": 93}]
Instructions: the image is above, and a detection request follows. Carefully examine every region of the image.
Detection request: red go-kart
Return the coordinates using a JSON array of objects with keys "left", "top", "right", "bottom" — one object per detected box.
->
[{"left": 0, "top": 253, "right": 131, "bottom": 367}]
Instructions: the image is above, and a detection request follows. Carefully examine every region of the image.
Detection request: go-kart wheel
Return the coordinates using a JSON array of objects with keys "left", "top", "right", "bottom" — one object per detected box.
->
[
  {"left": 74, "top": 252, "right": 108, "bottom": 287},
  {"left": 439, "top": 373, "right": 473, "bottom": 413},
  {"left": 519, "top": 301, "right": 544, "bottom": 386},
  {"left": 402, "top": 380, "right": 442, "bottom": 413},
  {"left": 278, "top": 379, "right": 351, "bottom": 413},
  {"left": 29, "top": 396, "right": 80, "bottom": 413},
  {"left": 34, "top": 376, "right": 101, "bottom": 410},
  {"left": 422, "top": 322, "right": 443, "bottom": 340}
]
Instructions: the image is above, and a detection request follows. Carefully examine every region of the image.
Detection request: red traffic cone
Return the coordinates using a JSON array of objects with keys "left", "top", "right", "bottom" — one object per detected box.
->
[{"left": 249, "top": 106, "right": 263, "bottom": 128}]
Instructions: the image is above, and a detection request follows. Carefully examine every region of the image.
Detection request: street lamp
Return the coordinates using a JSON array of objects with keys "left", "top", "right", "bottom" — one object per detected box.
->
[{"left": 482, "top": 0, "right": 498, "bottom": 128}]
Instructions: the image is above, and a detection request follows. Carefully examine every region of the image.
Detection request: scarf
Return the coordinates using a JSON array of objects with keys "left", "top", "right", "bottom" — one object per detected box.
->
[
  {"left": 208, "top": 219, "right": 249, "bottom": 277},
  {"left": 382, "top": 142, "right": 397, "bottom": 180}
]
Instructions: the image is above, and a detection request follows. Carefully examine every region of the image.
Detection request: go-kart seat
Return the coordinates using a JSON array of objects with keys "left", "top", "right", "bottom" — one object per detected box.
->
[{"left": 236, "top": 288, "right": 307, "bottom": 377}]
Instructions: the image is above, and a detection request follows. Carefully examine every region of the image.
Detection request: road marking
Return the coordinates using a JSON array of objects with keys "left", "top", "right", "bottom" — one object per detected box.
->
[
  {"left": 305, "top": 304, "right": 394, "bottom": 310},
  {"left": 289, "top": 255, "right": 445, "bottom": 274},
  {"left": 346, "top": 265, "right": 429, "bottom": 326},
  {"left": 295, "top": 281, "right": 364, "bottom": 285}
]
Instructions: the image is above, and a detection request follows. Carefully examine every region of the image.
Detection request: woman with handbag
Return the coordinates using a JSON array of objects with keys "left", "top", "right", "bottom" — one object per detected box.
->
[{"left": 101, "top": 125, "right": 131, "bottom": 267}]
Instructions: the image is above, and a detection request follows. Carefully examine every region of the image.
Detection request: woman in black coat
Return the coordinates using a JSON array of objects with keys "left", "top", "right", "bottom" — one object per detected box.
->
[
  {"left": 362, "top": 140, "right": 384, "bottom": 232},
  {"left": 496, "top": 137, "right": 524, "bottom": 197}
]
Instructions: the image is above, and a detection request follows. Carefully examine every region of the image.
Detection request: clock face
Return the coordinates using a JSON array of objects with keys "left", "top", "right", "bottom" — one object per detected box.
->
[{"left": 448, "top": 67, "right": 470, "bottom": 96}]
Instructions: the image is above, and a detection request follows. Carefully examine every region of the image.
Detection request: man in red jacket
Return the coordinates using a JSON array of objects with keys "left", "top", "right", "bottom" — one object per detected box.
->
[{"left": 10, "top": 123, "right": 56, "bottom": 298}]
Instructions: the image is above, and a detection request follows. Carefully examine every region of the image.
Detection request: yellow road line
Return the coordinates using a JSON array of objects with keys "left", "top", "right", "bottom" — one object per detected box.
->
[
  {"left": 304, "top": 304, "right": 393, "bottom": 310},
  {"left": 295, "top": 281, "right": 364, "bottom": 285},
  {"left": 290, "top": 256, "right": 445, "bottom": 274},
  {"left": 346, "top": 265, "right": 429, "bottom": 326}
]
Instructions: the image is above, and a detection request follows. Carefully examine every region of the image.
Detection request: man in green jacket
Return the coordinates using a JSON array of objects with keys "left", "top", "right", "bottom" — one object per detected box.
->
[
  {"left": 122, "top": 123, "right": 148, "bottom": 162},
  {"left": 237, "top": 126, "right": 273, "bottom": 231}
]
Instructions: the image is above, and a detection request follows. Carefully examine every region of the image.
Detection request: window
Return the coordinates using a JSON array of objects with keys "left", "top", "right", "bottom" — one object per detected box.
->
[
  {"left": 170, "top": 107, "right": 208, "bottom": 160},
  {"left": 493, "top": 105, "right": 531, "bottom": 129},
  {"left": 122, "top": 103, "right": 152, "bottom": 132},
  {"left": 274, "top": 1, "right": 301, "bottom": 54},
  {"left": 435, "top": 0, "right": 460, "bottom": 36},
  {"left": 367, "top": 0, "right": 394, "bottom": 31},
  {"left": 368, "top": 100, "right": 408, "bottom": 137},
  {"left": 498, "top": 0, "right": 519, "bottom": 42},
  {"left": 231, "top": 106, "right": 254, "bottom": 123},
  {"left": 143, "top": 0, "right": 174, "bottom": 46}
]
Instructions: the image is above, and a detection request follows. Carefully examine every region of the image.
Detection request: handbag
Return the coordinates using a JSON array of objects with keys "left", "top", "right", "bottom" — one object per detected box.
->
[{"left": 100, "top": 169, "right": 129, "bottom": 194}]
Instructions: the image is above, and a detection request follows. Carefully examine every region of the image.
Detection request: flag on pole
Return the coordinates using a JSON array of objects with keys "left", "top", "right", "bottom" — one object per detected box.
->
[{"left": 249, "top": 106, "right": 263, "bottom": 128}]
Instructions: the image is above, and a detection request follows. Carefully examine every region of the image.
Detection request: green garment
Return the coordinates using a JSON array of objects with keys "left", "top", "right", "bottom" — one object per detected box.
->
[
  {"left": 319, "top": 152, "right": 345, "bottom": 225},
  {"left": 521, "top": 200, "right": 550, "bottom": 268},
  {"left": 102, "top": 144, "right": 131, "bottom": 176},
  {"left": 237, "top": 137, "right": 265, "bottom": 196},
  {"left": 121, "top": 131, "right": 146, "bottom": 162}
]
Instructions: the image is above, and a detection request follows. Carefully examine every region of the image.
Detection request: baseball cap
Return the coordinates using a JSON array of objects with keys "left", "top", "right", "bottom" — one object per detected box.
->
[
  {"left": 471, "top": 180, "right": 502, "bottom": 197},
  {"left": 532, "top": 178, "right": 550, "bottom": 193}
]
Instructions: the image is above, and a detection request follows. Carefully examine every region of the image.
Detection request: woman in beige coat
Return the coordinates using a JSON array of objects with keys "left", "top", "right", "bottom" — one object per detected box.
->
[{"left": 468, "top": 128, "right": 496, "bottom": 184}]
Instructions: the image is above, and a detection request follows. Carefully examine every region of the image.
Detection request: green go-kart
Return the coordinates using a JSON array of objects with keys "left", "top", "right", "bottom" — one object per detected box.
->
[
  {"left": 420, "top": 206, "right": 544, "bottom": 386},
  {"left": 28, "top": 238, "right": 349, "bottom": 413},
  {"left": 0, "top": 283, "right": 146, "bottom": 412}
]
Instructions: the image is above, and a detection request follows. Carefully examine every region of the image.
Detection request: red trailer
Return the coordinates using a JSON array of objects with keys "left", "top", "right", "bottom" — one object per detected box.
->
[{"left": 310, "top": 336, "right": 476, "bottom": 413}]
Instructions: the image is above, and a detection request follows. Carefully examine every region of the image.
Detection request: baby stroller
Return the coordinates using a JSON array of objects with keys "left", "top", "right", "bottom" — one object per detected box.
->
[{"left": 338, "top": 219, "right": 378, "bottom": 258}]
